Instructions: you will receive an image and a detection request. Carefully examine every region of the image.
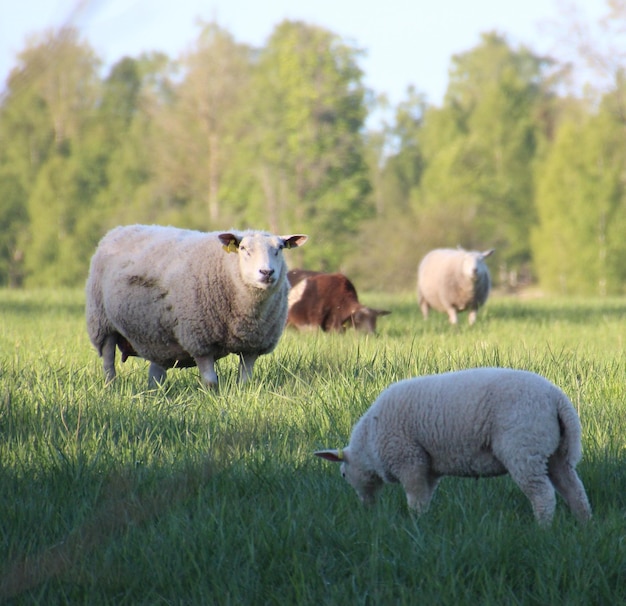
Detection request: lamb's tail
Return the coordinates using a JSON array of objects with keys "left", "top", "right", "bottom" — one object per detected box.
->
[{"left": 555, "top": 390, "right": 583, "bottom": 465}]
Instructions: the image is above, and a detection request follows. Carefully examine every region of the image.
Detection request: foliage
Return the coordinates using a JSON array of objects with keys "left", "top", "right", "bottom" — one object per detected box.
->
[
  {"left": 533, "top": 86, "right": 626, "bottom": 295},
  {"left": 1, "top": 289, "right": 626, "bottom": 603},
  {"left": 0, "top": 11, "right": 626, "bottom": 291}
]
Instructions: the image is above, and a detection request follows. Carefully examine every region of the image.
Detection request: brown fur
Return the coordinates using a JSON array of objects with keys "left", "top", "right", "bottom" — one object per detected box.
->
[{"left": 287, "top": 272, "right": 390, "bottom": 333}]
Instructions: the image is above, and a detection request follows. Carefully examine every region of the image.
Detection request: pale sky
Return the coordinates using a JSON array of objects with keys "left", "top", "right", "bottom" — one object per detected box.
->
[{"left": 0, "top": 0, "right": 609, "bottom": 107}]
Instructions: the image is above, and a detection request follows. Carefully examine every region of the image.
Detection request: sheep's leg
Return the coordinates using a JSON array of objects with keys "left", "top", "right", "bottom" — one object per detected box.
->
[
  {"left": 446, "top": 308, "right": 458, "bottom": 325},
  {"left": 468, "top": 309, "right": 477, "bottom": 325},
  {"left": 102, "top": 334, "right": 117, "bottom": 383},
  {"left": 510, "top": 472, "right": 556, "bottom": 526},
  {"left": 195, "top": 355, "right": 218, "bottom": 389},
  {"left": 419, "top": 299, "right": 429, "bottom": 320},
  {"left": 238, "top": 353, "right": 258, "bottom": 384},
  {"left": 398, "top": 468, "right": 440, "bottom": 514},
  {"left": 148, "top": 363, "right": 167, "bottom": 387},
  {"left": 548, "top": 459, "right": 592, "bottom": 523}
]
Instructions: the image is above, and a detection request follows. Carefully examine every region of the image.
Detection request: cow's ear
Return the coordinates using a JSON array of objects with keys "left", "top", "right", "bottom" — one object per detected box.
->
[
  {"left": 281, "top": 235, "right": 308, "bottom": 249},
  {"left": 219, "top": 233, "right": 240, "bottom": 253},
  {"left": 314, "top": 448, "right": 348, "bottom": 463}
]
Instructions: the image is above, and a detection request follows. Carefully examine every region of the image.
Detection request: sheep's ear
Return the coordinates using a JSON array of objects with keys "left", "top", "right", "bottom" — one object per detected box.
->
[
  {"left": 218, "top": 233, "right": 240, "bottom": 253},
  {"left": 281, "top": 235, "right": 308, "bottom": 250},
  {"left": 482, "top": 248, "right": 495, "bottom": 258},
  {"left": 314, "top": 449, "right": 348, "bottom": 463},
  {"left": 371, "top": 308, "right": 391, "bottom": 317}
]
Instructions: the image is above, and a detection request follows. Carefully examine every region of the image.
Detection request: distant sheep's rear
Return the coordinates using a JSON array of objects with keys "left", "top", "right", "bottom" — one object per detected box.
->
[{"left": 417, "top": 247, "right": 494, "bottom": 325}]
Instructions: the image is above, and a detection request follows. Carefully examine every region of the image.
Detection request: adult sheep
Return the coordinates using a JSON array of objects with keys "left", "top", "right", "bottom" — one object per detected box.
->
[
  {"left": 417, "top": 247, "right": 494, "bottom": 325},
  {"left": 286, "top": 271, "right": 391, "bottom": 334},
  {"left": 315, "top": 368, "right": 592, "bottom": 526},
  {"left": 86, "top": 224, "right": 307, "bottom": 388}
]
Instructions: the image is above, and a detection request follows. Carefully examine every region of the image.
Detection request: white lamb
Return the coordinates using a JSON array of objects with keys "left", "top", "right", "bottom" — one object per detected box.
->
[
  {"left": 315, "top": 368, "right": 592, "bottom": 525},
  {"left": 86, "top": 224, "right": 307, "bottom": 388},
  {"left": 417, "top": 247, "right": 494, "bottom": 325}
]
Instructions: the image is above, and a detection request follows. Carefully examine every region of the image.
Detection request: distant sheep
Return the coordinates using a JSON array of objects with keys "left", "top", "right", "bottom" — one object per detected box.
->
[
  {"left": 86, "top": 224, "right": 307, "bottom": 388},
  {"left": 417, "top": 247, "right": 494, "bottom": 325},
  {"left": 287, "top": 269, "right": 321, "bottom": 287},
  {"left": 286, "top": 271, "right": 390, "bottom": 334},
  {"left": 315, "top": 368, "right": 592, "bottom": 526}
]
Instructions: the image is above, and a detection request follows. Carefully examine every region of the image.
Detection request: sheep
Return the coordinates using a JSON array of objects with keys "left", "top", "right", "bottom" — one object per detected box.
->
[
  {"left": 417, "top": 247, "right": 494, "bottom": 325},
  {"left": 287, "top": 268, "right": 321, "bottom": 287},
  {"left": 315, "top": 368, "right": 592, "bottom": 526},
  {"left": 86, "top": 224, "right": 307, "bottom": 388},
  {"left": 286, "top": 271, "right": 391, "bottom": 333}
]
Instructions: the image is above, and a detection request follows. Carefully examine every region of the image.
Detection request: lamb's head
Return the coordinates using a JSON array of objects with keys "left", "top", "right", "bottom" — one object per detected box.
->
[
  {"left": 219, "top": 231, "right": 307, "bottom": 290},
  {"left": 314, "top": 448, "right": 383, "bottom": 505},
  {"left": 461, "top": 248, "right": 495, "bottom": 282}
]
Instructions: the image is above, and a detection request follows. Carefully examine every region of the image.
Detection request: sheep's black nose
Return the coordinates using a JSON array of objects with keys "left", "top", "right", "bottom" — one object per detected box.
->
[{"left": 259, "top": 268, "right": 275, "bottom": 283}]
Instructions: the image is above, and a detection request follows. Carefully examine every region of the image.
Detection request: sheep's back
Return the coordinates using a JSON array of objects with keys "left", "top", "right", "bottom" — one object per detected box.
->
[
  {"left": 357, "top": 368, "right": 566, "bottom": 477},
  {"left": 417, "top": 249, "right": 467, "bottom": 310}
]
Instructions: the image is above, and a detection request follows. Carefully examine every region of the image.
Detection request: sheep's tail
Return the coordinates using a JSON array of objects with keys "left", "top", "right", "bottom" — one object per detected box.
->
[{"left": 555, "top": 391, "right": 583, "bottom": 465}]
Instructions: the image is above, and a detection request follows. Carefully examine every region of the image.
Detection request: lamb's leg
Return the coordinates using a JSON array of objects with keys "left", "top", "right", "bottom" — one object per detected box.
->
[
  {"left": 548, "top": 458, "right": 592, "bottom": 523},
  {"left": 102, "top": 334, "right": 117, "bottom": 383},
  {"left": 396, "top": 465, "right": 440, "bottom": 514},
  {"left": 195, "top": 355, "right": 218, "bottom": 389},
  {"left": 238, "top": 353, "right": 259, "bottom": 384},
  {"left": 468, "top": 310, "right": 477, "bottom": 325},
  {"left": 148, "top": 363, "right": 167, "bottom": 387},
  {"left": 510, "top": 472, "right": 557, "bottom": 526}
]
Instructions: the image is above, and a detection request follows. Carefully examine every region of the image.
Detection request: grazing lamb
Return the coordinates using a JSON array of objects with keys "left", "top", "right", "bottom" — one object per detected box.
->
[
  {"left": 286, "top": 271, "right": 391, "bottom": 334},
  {"left": 86, "top": 224, "right": 307, "bottom": 388},
  {"left": 417, "top": 247, "right": 494, "bottom": 325},
  {"left": 315, "top": 368, "right": 592, "bottom": 526}
]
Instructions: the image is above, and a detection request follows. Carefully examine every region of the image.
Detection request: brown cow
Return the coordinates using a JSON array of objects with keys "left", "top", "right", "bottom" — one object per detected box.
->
[{"left": 286, "top": 271, "right": 390, "bottom": 333}]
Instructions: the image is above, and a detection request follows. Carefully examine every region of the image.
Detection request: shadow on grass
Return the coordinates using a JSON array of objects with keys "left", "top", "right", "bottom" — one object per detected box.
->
[{"left": 0, "top": 457, "right": 217, "bottom": 601}]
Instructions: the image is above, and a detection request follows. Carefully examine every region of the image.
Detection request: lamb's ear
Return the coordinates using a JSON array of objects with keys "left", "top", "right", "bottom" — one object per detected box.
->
[
  {"left": 281, "top": 235, "right": 308, "bottom": 250},
  {"left": 482, "top": 248, "right": 495, "bottom": 259},
  {"left": 218, "top": 233, "right": 241, "bottom": 253},
  {"left": 314, "top": 449, "right": 348, "bottom": 463}
]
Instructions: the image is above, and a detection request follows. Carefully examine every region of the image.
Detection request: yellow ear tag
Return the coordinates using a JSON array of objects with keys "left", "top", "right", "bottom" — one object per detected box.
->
[
  {"left": 337, "top": 448, "right": 344, "bottom": 460},
  {"left": 285, "top": 241, "right": 291, "bottom": 249},
  {"left": 222, "top": 240, "right": 238, "bottom": 253}
]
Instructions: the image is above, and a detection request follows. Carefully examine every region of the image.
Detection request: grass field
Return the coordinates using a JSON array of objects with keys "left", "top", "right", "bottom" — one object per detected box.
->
[{"left": 1, "top": 288, "right": 626, "bottom": 604}]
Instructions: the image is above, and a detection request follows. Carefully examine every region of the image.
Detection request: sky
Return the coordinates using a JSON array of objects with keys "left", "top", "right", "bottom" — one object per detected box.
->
[{"left": 0, "top": 0, "right": 608, "bottom": 108}]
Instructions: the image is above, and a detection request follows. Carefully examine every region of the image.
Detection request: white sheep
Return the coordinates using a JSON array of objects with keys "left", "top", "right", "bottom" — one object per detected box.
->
[
  {"left": 315, "top": 368, "right": 592, "bottom": 525},
  {"left": 417, "top": 247, "right": 494, "bottom": 325},
  {"left": 86, "top": 224, "right": 307, "bottom": 388}
]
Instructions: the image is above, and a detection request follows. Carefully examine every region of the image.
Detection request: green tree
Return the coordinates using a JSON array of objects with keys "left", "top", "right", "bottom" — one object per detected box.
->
[
  {"left": 415, "top": 33, "right": 556, "bottom": 283},
  {"left": 251, "top": 20, "right": 372, "bottom": 270},
  {"left": 0, "top": 27, "right": 101, "bottom": 286},
  {"left": 344, "top": 88, "right": 426, "bottom": 292},
  {"left": 147, "top": 23, "right": 254, "bottom": 229},
  {"left": 532, "top": 85, "right": 626, "bottom": 295}
]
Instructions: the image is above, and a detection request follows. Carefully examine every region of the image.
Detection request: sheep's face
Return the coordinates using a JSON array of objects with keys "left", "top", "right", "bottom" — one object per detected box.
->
[
  {"left": 460, "top": 249, "right": 494, "bottom": 283},
  {"left": 219, "top": 232, "right": 307, "bottom": 291},
  {"left": 461, "top": 254, "right": 483, "bottom": 282},
  {"left": 314, "top": 447, "right": 383, "bottom": 505},
  {"left": 341, "top": 459, "right": 383, "bottom": 506}
]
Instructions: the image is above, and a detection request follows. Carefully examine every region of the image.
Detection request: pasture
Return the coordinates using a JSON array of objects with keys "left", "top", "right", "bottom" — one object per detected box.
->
[{"left": 1, "top": 288, "right": 626, "bottom": 604}]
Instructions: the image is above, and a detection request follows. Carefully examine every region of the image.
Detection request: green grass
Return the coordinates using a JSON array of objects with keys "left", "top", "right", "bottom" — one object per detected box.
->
[{"left": 1, "top": 288, "right": 626, "bottom": 604}]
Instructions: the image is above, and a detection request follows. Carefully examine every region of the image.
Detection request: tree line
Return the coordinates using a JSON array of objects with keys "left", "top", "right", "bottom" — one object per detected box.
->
[{"left": 1, "top": 9, "right": 625, "bottom": 295}]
